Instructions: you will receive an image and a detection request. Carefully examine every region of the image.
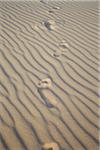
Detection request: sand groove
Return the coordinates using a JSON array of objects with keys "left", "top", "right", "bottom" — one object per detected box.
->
[{"left": 0, "top": 0, "right": 99, "bottom": 150}]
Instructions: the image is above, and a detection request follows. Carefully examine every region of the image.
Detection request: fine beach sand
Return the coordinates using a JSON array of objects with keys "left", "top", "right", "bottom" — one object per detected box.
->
[{"left": 0, "top": 0, "right": 99, "bottom": 150}]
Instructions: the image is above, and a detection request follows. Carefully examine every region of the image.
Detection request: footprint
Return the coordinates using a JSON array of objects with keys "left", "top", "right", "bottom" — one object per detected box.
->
[
  {"left": 53, "top": 51, "right": 61, "bottom": 58},
  {"left": 41, "top": 142, "right": 59, "bottom": 150},
  {"left": 38, "top": 78, "right": 52, "bottom": 89},
  {"left": 43, "top": 20, "right": 57, "bottom": 31},
  {"left": 38, "top": 79, "right": 60, "bottom": 117},
  {"left": 38, "top": 88, "right": 58, "bottom": 109},
  {"left": 59, "top": 40, "right": 69, "bottom": 49}
]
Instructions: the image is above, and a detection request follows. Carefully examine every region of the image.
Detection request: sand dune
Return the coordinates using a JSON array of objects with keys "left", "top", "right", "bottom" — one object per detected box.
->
[{"left": 0, "top": 0, "right": 99, "bottom": 150}]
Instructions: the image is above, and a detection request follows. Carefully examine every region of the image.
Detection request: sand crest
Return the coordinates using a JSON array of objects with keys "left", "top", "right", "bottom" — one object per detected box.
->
[{"left": 0, "top": 0, "right": 98, "bottom": 150}]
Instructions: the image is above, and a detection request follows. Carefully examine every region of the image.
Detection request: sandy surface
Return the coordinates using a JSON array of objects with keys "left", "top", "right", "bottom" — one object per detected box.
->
[{"left": 0, "top": 0, "right": 99, "bottom": 150}]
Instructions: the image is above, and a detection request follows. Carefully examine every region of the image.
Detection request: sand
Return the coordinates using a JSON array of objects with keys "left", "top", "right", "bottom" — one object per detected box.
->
[{"left": 0, "top": 0, "right": 99, "bottom": 150}]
